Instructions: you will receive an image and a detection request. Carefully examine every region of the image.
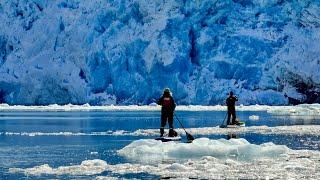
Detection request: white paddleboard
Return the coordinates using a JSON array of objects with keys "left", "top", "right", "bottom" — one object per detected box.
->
[
  {"left": 220, "top": 121, "right": 246, "bottom": 128},
  {"left": 155, "top": 136, "right": 182, "bottom": 142},
  {"left": 226, "top": 122, "right": 245, "bottom": 128}
]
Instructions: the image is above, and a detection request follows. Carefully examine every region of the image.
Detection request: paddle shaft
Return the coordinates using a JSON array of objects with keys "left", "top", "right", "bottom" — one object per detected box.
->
[
  {"left": 174, "top": 114, "right": 187, "bottom": 132},
  {"left": 174, "top": 113, "right": 195, "bottom": 141},
  {"left": 221, "top": 112, "right": 228, "bottom": 126}
]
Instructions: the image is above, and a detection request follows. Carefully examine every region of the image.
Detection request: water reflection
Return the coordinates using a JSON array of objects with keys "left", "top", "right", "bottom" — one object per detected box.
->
[{"left": 227, "top": 133, "right": 238, "bottom": 140}]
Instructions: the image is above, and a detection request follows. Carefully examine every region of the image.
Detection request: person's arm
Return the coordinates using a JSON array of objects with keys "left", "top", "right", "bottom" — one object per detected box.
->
[
  {"left": 234, "top": 96, "right": 238, "bottom": 101},
  {"left": 157, "top": 97, "right": 163, "bottom": 105},
  {"left": 171, "top": 97, "right": 176, "bottom": 111}
]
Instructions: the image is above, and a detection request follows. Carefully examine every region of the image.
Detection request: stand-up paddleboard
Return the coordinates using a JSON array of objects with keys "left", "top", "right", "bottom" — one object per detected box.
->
[
  {"left": 220, "top": 121, "right": 245, "bottom": 128},
  {"left": 155, "top": 136, "right": 182, "bottom": 142}
]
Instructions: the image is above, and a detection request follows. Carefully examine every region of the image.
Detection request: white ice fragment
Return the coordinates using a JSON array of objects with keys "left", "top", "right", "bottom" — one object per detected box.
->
[
  {"left": 165, "top": 163, "right": 189, "bottom": 171},
  {"left": 148, "top": 102, "right": 158, "bottom": 106},
  {"left": 9, "top": 159, "right": 108, "bottom": 176},
  {"left": 225, "top": 159, "right": 242, "bottom": 166},
  {"left": 249, "top": 115, "right": 260, "bottom": 120}
]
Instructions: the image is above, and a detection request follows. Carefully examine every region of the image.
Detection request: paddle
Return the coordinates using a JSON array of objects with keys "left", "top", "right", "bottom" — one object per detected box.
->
[
  {"left": 174, "top": 114, "right": 195, "bottom": 142},
  {"left": 219, "top": 112, "right": 228, "bottom": 128}
]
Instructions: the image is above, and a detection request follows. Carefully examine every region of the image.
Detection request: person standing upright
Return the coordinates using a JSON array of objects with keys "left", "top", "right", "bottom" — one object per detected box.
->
[
  {"left": 157, "top": 88, "right": 176, "bottom": 137},
  {"left": 226, "top": 91, "right": 239, "bottom": 125}
]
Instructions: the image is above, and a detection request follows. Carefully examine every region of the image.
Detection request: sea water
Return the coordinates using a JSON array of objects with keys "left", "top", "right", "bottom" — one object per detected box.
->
[{"left": 0, "top": 109, "right": 319, "bottom": 179}]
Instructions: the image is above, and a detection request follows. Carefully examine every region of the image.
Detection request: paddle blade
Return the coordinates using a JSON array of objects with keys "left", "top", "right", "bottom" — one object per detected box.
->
[{"left": 186, "top": 132, "right": 195, "bottom": 141}]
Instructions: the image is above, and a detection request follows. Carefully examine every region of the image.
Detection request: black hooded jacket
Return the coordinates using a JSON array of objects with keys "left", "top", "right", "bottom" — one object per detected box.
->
[
  {"left": 157, "top": 94, "right": 176, "bottom": 113},
  {"left": 226, "top": 95, "right": 238, "bottom": 111}
]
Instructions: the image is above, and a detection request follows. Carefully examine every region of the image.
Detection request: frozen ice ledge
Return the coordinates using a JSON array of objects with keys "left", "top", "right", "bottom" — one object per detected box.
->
[
  {"left": 9, "top": 138, "right": 320, "bottom": 179},
  {"left": 2, "top": 125, "right": 320, "bottom": 136},
  {"left": 0, "top": 103, "right": 320, "bottom": 116}
]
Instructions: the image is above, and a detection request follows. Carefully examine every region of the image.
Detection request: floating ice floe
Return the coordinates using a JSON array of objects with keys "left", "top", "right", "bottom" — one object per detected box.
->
[
  {"left": 117, "top": 138, "right": 289, "bottom": 161},
  {"left": 90, "top": 152, "right": 99, "bottom": 155},
  {"left": 9, "top": 159, "right": 108, "bottom": 176},
  {"left": 10, "top": 138, "right": 320, "bottom": 179},
  {"left": 249, "top": 115, "right": 260, "bottom": 120},
  {"left": 0, "top": 103, "right": 251, "bottom": 111},
  {"left": 2, "top": 125, "right": 320, "bottom": 137},
  {"left": 266, "top": 104, "right": 320, "bottom": 116},
  {"left": 1, "top": 103, "right": 320, "bottom": 117},
  {"left": 131, "top": 125, "right": 320, "bottom": 136}
]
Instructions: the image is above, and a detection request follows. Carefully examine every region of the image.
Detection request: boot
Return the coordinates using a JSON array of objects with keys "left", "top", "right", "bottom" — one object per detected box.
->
[
  {"left": 169, "top": 129, "right": 177, "bottom": 137},
  {"left": 234, "top": 119, "right": 241, "bottom": 125},
  {"left": 160, "top": 128, "right": 164, "bottom": 137}
]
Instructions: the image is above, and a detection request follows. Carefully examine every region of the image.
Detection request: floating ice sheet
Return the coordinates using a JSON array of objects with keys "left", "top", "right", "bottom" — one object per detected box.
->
[
  {"left": 117, "top": 138, "right": 289, "bottom": 161},
  {"left": 0, "top": 103, "right": 262, "bottom": 111},
  {"left": 0, "top": 103, "right": 319, "bottom": 115},
  {"left": 266, "top": 104, "right": 320, "bottom": 116},
  {"left": 2, "top": 125, "right": 320, "bottom": 137},
  {"left": 128, "top": 125, "right": 320, "bottom": 136}
]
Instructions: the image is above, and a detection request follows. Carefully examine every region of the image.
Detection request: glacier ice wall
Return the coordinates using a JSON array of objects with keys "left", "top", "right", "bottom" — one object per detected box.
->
[{"left": 0, "top": 0, "right": 319, "bottom": 105}]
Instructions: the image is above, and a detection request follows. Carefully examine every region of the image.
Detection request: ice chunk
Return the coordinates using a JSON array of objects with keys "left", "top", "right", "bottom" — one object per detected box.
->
[
  {"left": 148, "top": 102, "right": 158, "bottom": 106},
  {"left": 118, "top": 138, "right": 289, "bottom": 162},
  {"left": 90, "top": 152, "right": 98, "bottom": 155},
  {"left": 249, "top": 115, "right": 260, "bottom": 120},
  {"left": 9, "top": 159, "right": 108, "bottom": 176},
  {"left": 164, "top": 163, "right": 189, "bottom": 171},
  {"left": 267, "top": 104, "right": 320, "bottom": 116}
]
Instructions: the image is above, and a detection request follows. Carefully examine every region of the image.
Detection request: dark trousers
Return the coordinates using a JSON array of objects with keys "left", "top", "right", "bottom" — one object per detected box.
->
[
  {"left": 160, "top": 111, "right": 173, "bottom": 135},
  {"left": 227, "top": 109, "right": 236, "bottom": 125}
]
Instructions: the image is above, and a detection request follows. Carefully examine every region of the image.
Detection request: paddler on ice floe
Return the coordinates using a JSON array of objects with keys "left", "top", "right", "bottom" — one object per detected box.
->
[
  {"left": 226, "top": 91, "right": 240, "bottom": 125},
  {"left": 157, "top": 88, "right": 177, "bottom": 137}
]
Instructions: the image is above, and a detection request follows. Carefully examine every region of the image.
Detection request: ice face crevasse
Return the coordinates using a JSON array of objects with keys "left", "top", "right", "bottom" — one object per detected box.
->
[{"left": 0, "top": 0, "right": 319, "bottom": 105}]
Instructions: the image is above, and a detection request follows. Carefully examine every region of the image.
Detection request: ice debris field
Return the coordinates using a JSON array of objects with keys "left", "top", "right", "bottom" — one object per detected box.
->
[
  {"left": 9, "top": 138, "right": 320, "bottom": 179},
  {"left": 0, "top": 104, "right": 319, "bottom": 179}
]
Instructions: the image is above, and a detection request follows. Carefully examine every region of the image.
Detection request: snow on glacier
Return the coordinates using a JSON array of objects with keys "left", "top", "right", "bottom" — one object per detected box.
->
[
  {"left": 9, "top": 138, "right": 320, "bottom": 179},
  {"left": 0, "top": 1, "right": 320, "bottom": 105}
]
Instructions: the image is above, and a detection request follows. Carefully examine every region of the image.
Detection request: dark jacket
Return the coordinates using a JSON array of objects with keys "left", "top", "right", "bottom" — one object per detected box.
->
[
  {"left": 226, "top": 95, "right": 238, "bottom": 110},
  {"left": 157, "top": 95, "right": 176, "bottom": 113}
]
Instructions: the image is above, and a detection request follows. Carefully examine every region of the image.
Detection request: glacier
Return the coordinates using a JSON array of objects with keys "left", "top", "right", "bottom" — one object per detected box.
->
[{"left": 0, "top": 0, "right": 319, "bottom": 105}]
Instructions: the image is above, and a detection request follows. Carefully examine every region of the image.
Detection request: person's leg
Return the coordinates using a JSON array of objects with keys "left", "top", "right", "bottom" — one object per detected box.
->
[
  {"left": 168, "top": 113, "right": 175, "bottom": 137},
  {"left": 168, "top": 113, "right": 174, "bottom": 129},
  {"left": 231, "top": 110, "right": 237, "bottom": 124},
  {"left": 227, "top": 111, "right": 232, "bottom": 125},
  {"left": 160, "top": 113, "right": 167, "bottom": 137}
]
